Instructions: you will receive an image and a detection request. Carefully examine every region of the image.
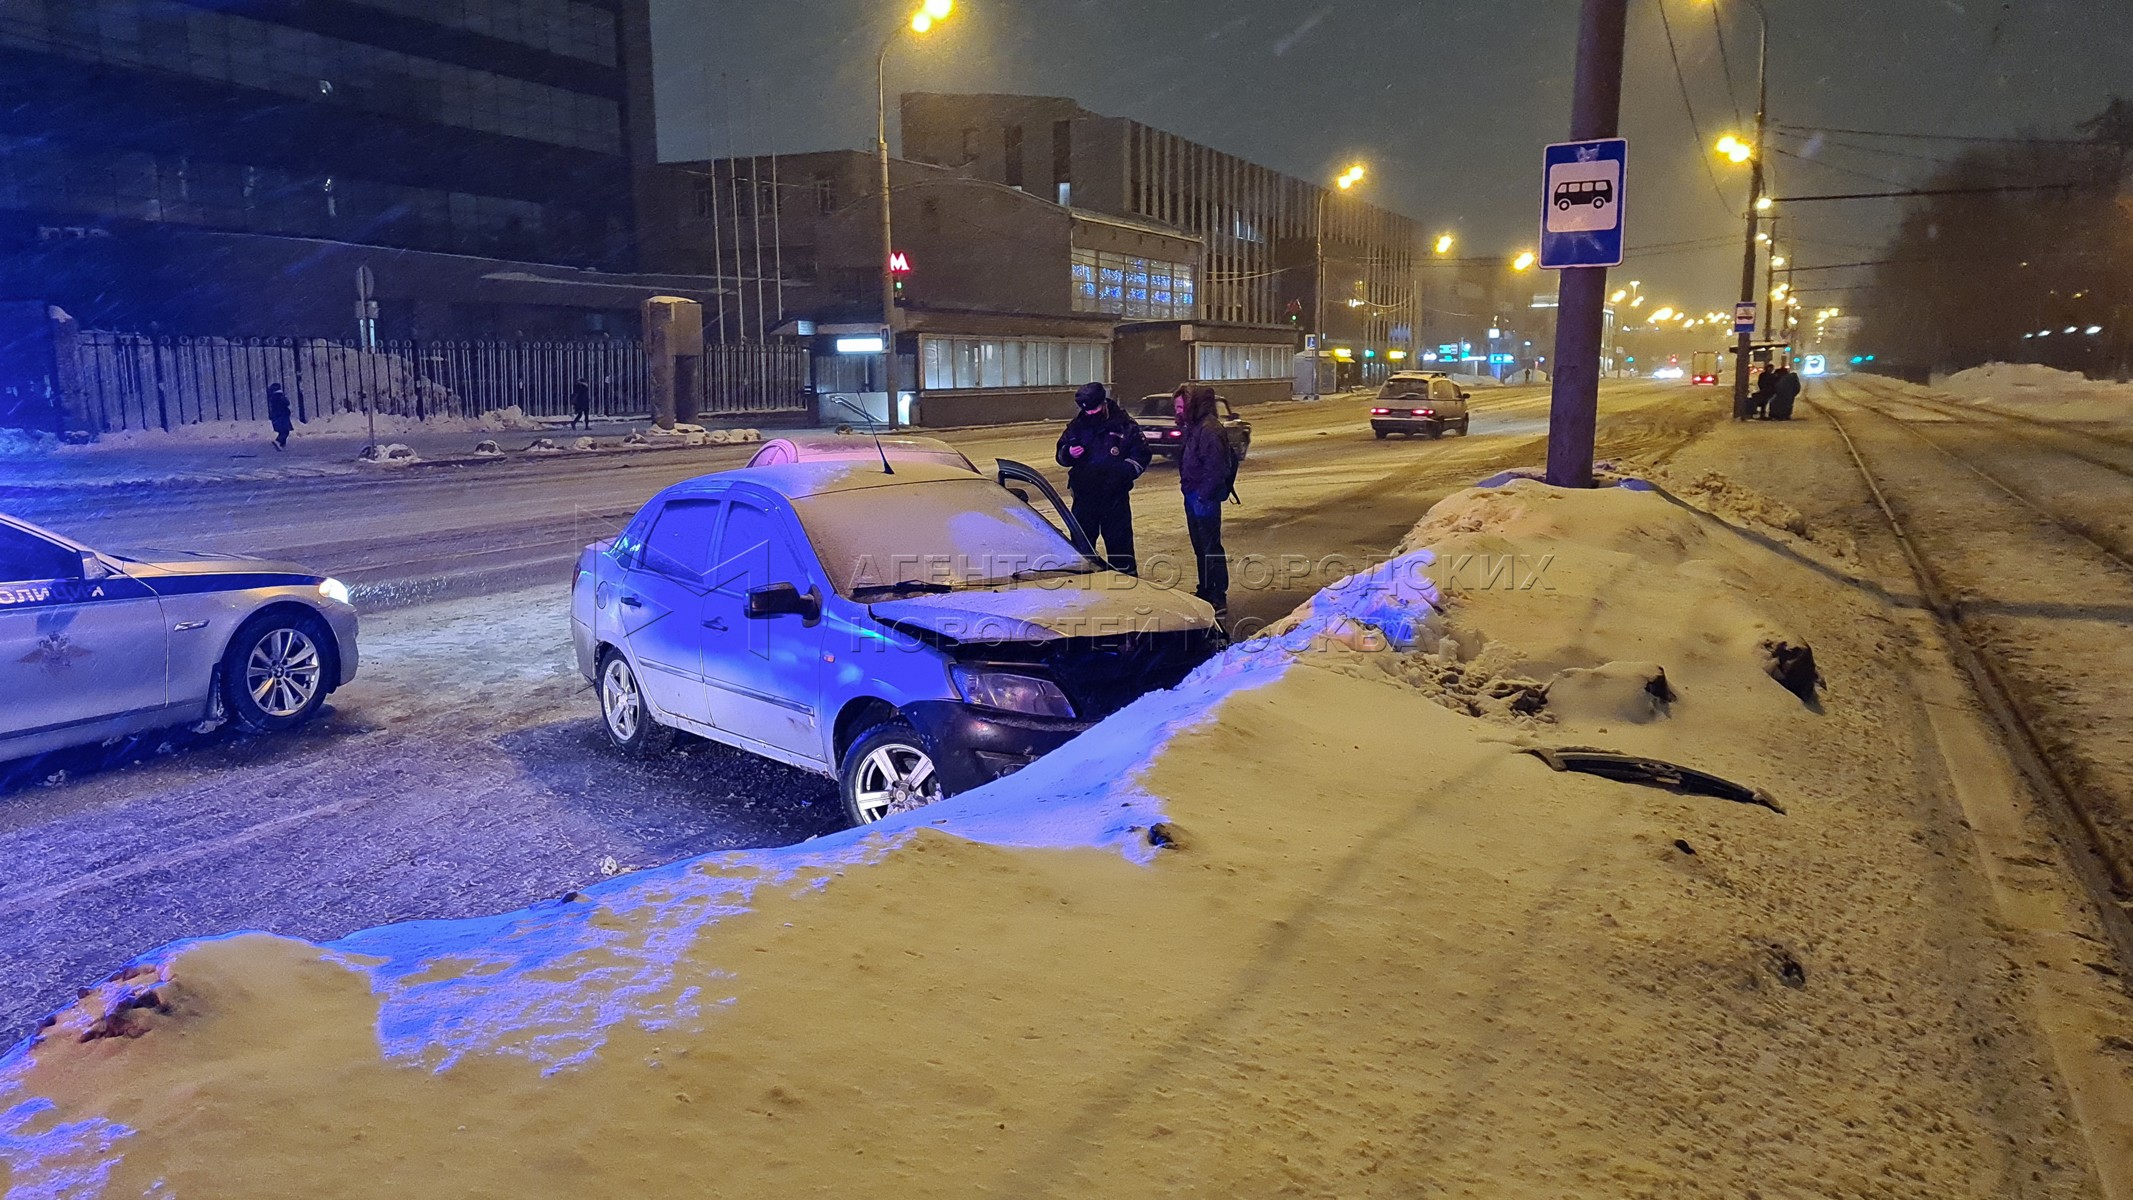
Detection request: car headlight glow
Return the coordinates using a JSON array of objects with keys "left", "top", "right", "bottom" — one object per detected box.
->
[
  {"left": 951, "top": 666, "right": 1075, "bottom": 718},
  {"left": 318, "top": 578, "right": 352, "bottom": 605}
]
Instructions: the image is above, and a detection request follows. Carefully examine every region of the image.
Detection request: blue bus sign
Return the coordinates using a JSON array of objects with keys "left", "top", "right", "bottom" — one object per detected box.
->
[{"left": 1539, "top": 138, "right": 1627, "bottom": 269}]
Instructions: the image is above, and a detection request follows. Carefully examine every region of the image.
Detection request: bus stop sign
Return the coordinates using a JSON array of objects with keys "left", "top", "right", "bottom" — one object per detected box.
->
[{"left": 1539, "top": 138, "right": 1627, "bottom": 269}]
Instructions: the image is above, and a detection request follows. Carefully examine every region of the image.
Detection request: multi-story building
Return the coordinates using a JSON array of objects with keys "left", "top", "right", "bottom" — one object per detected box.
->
[
  {"left": 899, "top": 92, "right": 1425, "bottom": 377},
  {"left": 638, "top": 149, "right": 1208, "bottom": 426},
  {"left": 0, "top": 0, "right": 666, "bottom": 337}
]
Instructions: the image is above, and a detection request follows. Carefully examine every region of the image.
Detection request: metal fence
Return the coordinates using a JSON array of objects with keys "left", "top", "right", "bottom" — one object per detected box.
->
[
  {"left": 62, "top": 332, "right": 811, "bottom": 433},
  {"left": 705, "top": 341, "right": 810, "bottom": 415}
]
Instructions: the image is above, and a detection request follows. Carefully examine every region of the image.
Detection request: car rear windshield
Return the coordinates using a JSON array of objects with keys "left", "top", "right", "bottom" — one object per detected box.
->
[{"left": 793, "top": 478, "right": 1088, "bottom": 597}]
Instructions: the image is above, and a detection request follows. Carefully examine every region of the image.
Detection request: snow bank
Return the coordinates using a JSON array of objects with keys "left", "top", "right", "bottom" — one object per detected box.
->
[
  {"left": 1932, "top": 362, "right": 2133, "bottom": 423},
  {"left": 0, "top": 474, "right": 2100, "bottom": 1197},
  {"left": 0, "top": 428, "right": 57, "bottom": 460},
  {"left": 57, "top": 406, "right": 545, "bottom": 449}
]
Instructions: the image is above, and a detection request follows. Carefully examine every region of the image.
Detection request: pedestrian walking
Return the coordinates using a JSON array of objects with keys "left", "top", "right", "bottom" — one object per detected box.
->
[
  {"left": 1053, "top": 381, "right": 1150, "bottom": 574},
  {"left": 1768, "top": 365, "right": 1802, "bottom": 421},
  {"left": 1175, "top": 383, "right": 1236, "bottom": 622},
  {"left": 1748, "top": 366, "right": 1775, "bottom": 419},
  {"left": 570, "top": 379, "right": 593, "bottom": 430},
  {"left": 266, "top": 381, "right": 293, "bottom": 450}
]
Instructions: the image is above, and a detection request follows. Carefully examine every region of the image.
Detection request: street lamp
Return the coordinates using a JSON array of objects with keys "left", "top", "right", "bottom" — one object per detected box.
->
[
  {"left": 1710, "top": 0, "right": 1769, "bottom": 419},
  {"left": 1512, "top": 250, "right": 1536, "bottom": 271},
  {"left": 1314, "top": 163, "right": 1367, "bottom": 397},
  {"left": 877, "top": 0, "right": 954, "bottom": 425},
  {"left": 1434, "top": 233, "right": 1455, "bottom": 255}
]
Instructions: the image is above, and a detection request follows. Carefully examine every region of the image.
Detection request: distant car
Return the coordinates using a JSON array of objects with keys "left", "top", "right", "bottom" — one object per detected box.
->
[
  {"left": 1369, "top": 372, "right": 1471, "bottom": 439},
  {"left": 572, "top": 458, "right": 1220, "bottom": 826},
  {"left": 1691, "top": 351, "right": 1720, "bottom": 384},
  {"left": 1651, "top": 366, "right": 1686, "bottom": 380},
  {"left": 1133, "top": 394, "right": 1253, "bottom": 461},
  {"left": 0, "top": 514, "right": 359, "bottom": 763}
]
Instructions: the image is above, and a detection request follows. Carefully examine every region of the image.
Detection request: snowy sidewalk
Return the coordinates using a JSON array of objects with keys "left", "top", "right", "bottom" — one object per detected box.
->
[{"left": 0, "top": 414, "right": 790, "bottom": 492}]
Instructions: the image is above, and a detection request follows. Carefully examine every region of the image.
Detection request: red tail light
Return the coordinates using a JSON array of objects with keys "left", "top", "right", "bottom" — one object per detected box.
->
[
  {"left": 1411, "top": 408, "right": 1434, "bottom": 417},
  {"left": 1166, "top": 429, "right": 1182, "bottom": 438},
  {"left": 1370, "top": 407, "right": 1390, "bottom": 415}
]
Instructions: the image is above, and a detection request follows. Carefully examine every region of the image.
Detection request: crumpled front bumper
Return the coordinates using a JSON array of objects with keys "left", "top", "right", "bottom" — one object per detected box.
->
[{"left": 903, "top": 700, "right": 1093, "bottom": 795}]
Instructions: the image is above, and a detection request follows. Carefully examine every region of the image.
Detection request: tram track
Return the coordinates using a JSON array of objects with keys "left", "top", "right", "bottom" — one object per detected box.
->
[{"left": 1811, "top": 377, "right": 2133, "bottom": 977}]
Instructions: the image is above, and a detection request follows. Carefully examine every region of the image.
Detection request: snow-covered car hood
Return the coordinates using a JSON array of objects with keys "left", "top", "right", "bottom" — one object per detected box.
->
[
  {"left": 109, "top": 548, "right": 321, "bottom": 579},
  {"left": 869, "top": 573, "right": 1215, "bottom": 643}
]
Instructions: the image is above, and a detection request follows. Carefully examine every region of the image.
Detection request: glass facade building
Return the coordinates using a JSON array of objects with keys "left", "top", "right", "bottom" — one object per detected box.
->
[{"left": 0, "top": 0, "right": 652, "bottom": 268}]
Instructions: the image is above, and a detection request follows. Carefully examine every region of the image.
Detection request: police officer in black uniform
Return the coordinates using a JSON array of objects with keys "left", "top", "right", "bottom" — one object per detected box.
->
[{"left": 1053, "top": 382, "right": 1151, "bottom": 574}]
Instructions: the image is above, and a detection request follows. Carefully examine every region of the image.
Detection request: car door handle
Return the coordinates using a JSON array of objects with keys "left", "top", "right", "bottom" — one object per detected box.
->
[
  {"left": 619, "top": 595, "right": 643, "bottom": 609},
  {"left": 702, "top": 617, "right": 728, "bottom": 632}
]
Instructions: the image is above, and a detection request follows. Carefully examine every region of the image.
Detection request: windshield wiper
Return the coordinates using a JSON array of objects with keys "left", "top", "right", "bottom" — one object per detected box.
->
[
  {"left": 1004, "top": 565, "right": 1102, "bottom": 582},
  {"left": 851, "top": 580, "right": 960, "bottom": 600}
]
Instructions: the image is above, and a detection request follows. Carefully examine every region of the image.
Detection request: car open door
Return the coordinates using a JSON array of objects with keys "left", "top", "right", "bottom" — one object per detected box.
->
[{"left": 996, "top": 458, "right": 1096, "bottom": 557}]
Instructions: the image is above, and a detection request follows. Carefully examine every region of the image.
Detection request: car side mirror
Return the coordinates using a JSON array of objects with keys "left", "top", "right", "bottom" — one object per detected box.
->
[
  {"left": 1458, "top": 391, "right": 1471, "bottom": 401},
  {"left": 746, "top": 582, "right": 821, "bottom": 622},
  {"left": 78, "top": 550, "right": 111, "bottom": 581}
]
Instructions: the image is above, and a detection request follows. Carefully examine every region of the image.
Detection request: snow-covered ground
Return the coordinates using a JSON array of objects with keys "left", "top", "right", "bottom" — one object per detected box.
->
[
  {"left": 1929, "top": 362, "right": 2133, "bottom": 423},
  {"left": 3, "top": 465, "right": 2119, "bottom": 1197}
]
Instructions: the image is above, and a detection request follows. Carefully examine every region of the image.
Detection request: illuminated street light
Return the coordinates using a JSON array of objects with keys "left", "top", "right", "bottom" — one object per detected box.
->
[
  {"left": 1755, "top": 196, "right": 1774, "bottom": 212},
  {"left": 1651, "top": 306, "right": 1676, "bottom": 321},
  {"left": 1610, "top": 289, "right": 1628, "bottom": 303},
  {"left": 877, "top": 0, "right": 958, "bottom": 425},
  {"left": 1336, "top": 164, "right": 1367, "bottom": 190},
  {"left": 1631, "top": 296, "right": 1645, "bottom": 307},
  {"left": 1434, "top": 233, "right": 1455, "bottom": 255},
  {"left": 1715, "top": 134, "right": 1753, "bottom": 164},
  {"left": 1512, "top": 250, "right": 1536, "bottom": 271},
  {"left": 1770, "top": 255, "right": 1786, "bottom": 267}
]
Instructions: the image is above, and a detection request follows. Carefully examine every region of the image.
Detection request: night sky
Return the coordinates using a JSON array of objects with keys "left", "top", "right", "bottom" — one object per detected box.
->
[{"left": 653, "top": 0, "right": 2131, "bottom": 315}]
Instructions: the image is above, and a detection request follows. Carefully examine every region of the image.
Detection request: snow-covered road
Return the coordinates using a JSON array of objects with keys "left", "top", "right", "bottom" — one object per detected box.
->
[{"left": 0, "top": 381, "right": 1721, "bottom": 1034}]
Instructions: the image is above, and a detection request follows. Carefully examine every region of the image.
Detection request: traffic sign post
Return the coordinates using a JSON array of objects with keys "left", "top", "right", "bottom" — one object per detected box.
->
[
  {"left": 1540, "top": 0, "right": 1629, "bottom": 490},
  {"left": 1539, "top": 137, "right": 1628, "bottom": 270},
  {"left": 1733, "top": 303, "right": 1757, "bottom": 334}
]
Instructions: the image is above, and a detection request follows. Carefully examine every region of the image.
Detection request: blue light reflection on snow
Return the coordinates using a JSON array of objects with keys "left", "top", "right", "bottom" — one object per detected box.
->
[
  {"left": 329, "top": 641, "right": 1294, "bottom": 1075},
  {"left": 0, "top": 1094, "right": 132, "bottom": 1200}
]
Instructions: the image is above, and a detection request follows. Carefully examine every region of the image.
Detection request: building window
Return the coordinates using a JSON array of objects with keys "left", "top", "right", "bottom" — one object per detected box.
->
[
  {"left": 1003, "top": 124, "right": 1024, "bottom": 189},
  {"left": 1070, "top": 250, "right": 1195, "bottom": 321},
  {"left": 1194, "top": 342, "right": 1293, "bottom": 382},
  {"left": 920, "top": 336, "right": 1108, "bottom": 392}
]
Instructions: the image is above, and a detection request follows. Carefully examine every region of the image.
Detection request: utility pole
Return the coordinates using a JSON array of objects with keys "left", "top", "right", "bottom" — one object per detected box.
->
[
  {"left": 1543, "top": 0, "right": 1628, "bottom": 489},
  {"left": 876, "top": 44, "right": 898, "bottom": 426},
  {"left": 1730, "top": 1, "right": 1770, "bottom": 419}
]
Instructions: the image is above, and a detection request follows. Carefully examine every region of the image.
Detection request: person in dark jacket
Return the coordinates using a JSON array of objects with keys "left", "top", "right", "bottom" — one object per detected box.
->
[
  {"left": 1053, "top": 381, "right": 1151, "bottom": 574},
  {"left": 1747, "top": 366, "right": 1775, "bottom": 419},
  {"left": 1767, "top": 366, "right": 1802, "bottom": 420},
  {"left": 569, "top": 379, "right": 594, "bottom": 429},
  {"left": 266, "top": 381, "right": 293, "bottom": 450},
  {"left": 1175, "top": 384, "right": 1233, "bottom": 620}
]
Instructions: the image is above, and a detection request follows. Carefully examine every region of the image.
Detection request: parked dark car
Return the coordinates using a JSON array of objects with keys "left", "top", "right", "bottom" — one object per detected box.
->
[{"left": 1133, "top": 394, "right": 1253, "bottom": 462}]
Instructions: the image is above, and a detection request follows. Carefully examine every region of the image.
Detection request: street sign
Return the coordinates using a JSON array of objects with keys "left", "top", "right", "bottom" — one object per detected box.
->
[
  {"left": 1733, "top": 303, "right": 1757, "bottom": 334},
  {"left": 1305, "top": 334, "right": 1320, "bottom": 351},
  {"left": 1538, "top": 138, "right": 1627, "bottom": 269}
]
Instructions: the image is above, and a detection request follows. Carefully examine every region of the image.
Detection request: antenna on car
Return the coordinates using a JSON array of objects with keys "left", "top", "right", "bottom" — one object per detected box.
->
[{"left": 832, "top": 395, "right": 894, "bottom": 475}]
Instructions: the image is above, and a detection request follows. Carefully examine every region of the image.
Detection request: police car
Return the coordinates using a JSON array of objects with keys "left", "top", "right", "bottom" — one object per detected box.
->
[{"left": 1, "top": 514, "right": 359, "bottom": 764}]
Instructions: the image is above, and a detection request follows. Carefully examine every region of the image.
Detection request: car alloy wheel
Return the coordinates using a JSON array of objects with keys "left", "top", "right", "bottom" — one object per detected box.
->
[
  {"left": 246, "top": 626, "right": 323, "bottom": 719},
  {"left": 850, "top": 738, "right": 941, "bottom": 824},
  {"left": 602, "top": 656, "right": 642, "bottom": 743}
]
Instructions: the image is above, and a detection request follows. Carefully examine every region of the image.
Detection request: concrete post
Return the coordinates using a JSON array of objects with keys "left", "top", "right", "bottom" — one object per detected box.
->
[{"left": 641, "top": 296, "right": 704, "bottom": 429}]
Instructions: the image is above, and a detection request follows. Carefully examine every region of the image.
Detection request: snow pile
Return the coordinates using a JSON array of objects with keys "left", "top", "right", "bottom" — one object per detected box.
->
[
  {"left": 0, "top": 428, "right": 57, "bottom": 459},
  {"left": 707, "top": 427, "right": 763, "bottom": 445},
  {"left": 59, "top": 407, "right": 553, "bottom": 448},
  {"left": 1933, "top": 362, "right": 2133, "bottom": 422},
  {"left": 0, "top": 475, "right": 2103, "bottom": 1197},
  {"left": 355, "top": 443, "right": 419, "bottom": 467}
]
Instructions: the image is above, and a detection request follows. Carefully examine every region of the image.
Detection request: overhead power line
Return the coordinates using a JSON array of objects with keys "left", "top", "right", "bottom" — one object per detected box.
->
[
  {"left": 1774, "top": 123, "right": 2099, "bottom": 146},
  {"left": 1772, "top": 182, "right": 2093, "bottom": 202},
  {"left": 1655, "top": 0, "right": 1741, "bottom": 217}
]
